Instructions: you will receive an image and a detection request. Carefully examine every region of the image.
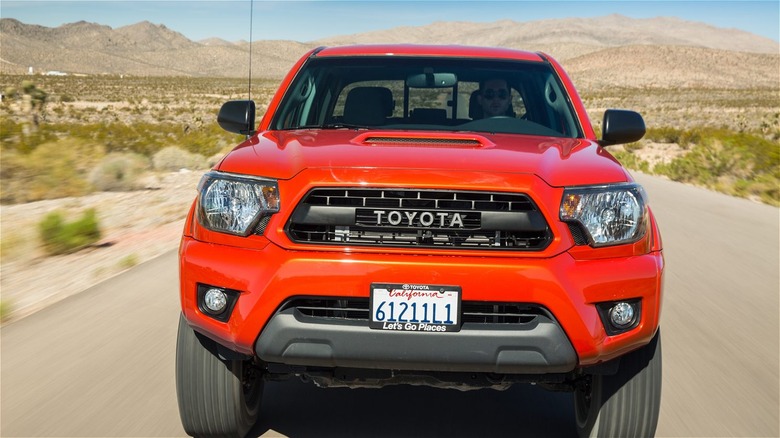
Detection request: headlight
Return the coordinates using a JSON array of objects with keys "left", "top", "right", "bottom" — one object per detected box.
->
[
  {"left": 560, "top": 183, "right": 647, "bottom": 247},
  {"left": 197, "top": 171, "right": 279, "bottom": 236}
]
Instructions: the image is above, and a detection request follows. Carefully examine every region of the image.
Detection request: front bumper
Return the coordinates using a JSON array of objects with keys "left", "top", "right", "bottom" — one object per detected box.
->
[
  {"left": 256, "top": 307, "right": 577, "bottom": 373},
  {"left": 179, "top": 236, "right": 664, "bottom": 369}
]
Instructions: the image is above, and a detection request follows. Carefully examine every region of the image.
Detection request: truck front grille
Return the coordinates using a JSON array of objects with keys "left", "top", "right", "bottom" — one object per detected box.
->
[{"left": 286, "top": 188, "right": 552, "bottom": 251}]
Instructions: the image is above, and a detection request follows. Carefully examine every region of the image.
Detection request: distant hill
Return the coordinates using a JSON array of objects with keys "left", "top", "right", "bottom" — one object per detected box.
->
[
  {"left": 567, "top": 44, "right": 780, "bottom": 89},
  {"left": 0, "top": 16, "right": 777, "bottom": 89},
  {"left": 318, "top": 15, "right": 779, "bottom": 55}
]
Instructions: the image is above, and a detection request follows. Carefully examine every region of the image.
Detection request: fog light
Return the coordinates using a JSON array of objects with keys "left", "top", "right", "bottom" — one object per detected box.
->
[
  {"left": 203, "top": 288, "right": 227, "bottom": 314},
  {"left": 609, "top": 302, "right": 635, "bottom": 327},
  {"left": 596, "top": 299, "right": 641, "bottom": 335},
  {"left": 197, "top": 284, "right": 240, "bottom": 322}
]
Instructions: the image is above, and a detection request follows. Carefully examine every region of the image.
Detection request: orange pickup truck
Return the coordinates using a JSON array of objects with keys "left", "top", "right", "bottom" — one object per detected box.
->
[{"left": 176, "top": 44, "right": 664, "bottom": 437}]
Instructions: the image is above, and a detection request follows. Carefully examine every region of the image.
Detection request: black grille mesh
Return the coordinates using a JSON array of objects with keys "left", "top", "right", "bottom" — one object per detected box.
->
[
  {"left": 254, "top": 216, "right": 272, "bottom": 235},
  {"left": 567, "top": 223, "right": 588, "bottom": 246},
  {"left": 287, "top": 188, "right": 551, "bottom": 251}
]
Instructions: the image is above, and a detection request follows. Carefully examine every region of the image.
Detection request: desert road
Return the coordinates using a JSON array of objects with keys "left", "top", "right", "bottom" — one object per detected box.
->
[{"left": 2, "top": 173, "right": 778, "bottom": 437}]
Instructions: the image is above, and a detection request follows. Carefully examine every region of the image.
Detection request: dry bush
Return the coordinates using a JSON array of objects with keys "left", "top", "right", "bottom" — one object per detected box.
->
[
  {"left": 0, "top": 139, "right": 104, "bottom": 203},
  {"left": 152, "top": 146, "right": 207, "bottom": 171},
  {"left": 0, "top": 300, "right": 11, "bottom": 322},
  {"left": 620, "top": 128, "right": 779, "bottom": 205},
  {"left": 206, "top": 144, "right": 237, "bottom": 168},
  {"left": 89, "top": 152, "right": 150, "bottom": 191}
]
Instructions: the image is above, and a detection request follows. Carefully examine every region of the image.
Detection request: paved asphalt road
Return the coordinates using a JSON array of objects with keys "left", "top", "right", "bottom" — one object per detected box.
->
[{"left": 2, "top": 173, "right": 778, "bottom": 437}]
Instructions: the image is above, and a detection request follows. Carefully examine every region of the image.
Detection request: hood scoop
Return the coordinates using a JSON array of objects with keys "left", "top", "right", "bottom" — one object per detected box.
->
[{"left": 352, "top": 132, "right": 493, "bottom": 149}]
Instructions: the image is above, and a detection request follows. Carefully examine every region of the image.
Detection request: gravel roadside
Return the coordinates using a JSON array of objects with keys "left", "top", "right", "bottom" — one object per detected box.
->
[{"left": 0, "top": 170, "right": 204, "bottom": 324}]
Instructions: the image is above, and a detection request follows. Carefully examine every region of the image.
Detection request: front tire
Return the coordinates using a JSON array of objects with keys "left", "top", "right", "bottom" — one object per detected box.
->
[
  {"left": 175, "top": 314, "right": 264, "bottom": 437},
  {"left": 574, "top": 330, "right": 662, "bottom": 437}
]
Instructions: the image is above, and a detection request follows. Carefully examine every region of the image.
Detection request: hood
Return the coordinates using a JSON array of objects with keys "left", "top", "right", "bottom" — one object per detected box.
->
[{"left": 217, "top": 129, "right": 631, "bottom": 187}]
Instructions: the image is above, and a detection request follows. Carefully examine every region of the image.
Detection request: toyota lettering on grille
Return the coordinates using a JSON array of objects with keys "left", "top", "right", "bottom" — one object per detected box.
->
[{"left": 372, "top": 210, "right": 467, "bottom": 228}]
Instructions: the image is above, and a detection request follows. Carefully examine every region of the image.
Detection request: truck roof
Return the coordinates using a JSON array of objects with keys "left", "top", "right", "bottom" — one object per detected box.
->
[{"left": 314, "top": 44, "right": 546, "bottom": 62}]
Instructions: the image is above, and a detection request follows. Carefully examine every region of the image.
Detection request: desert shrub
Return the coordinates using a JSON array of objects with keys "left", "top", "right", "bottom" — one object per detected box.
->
[
  {"left": 0, "top": 119, "right": 22, "bottom": 144},
  {"left": 645, "top": 126, "right": 683, "bottom": 144},
  {"left": 118, "top": 254, "right": 139, "bottom": 269},
  {"left": 644, "top": 127, "right": 701, "bottom": 148},
  {"left": 180, "top": 122, "right": 237, "bottom": 157},
  {"left": 21, "top": 80, "right": 47, "bottom": 104},
  {"left": 89, "top": 152, "right": 150, "bottom": 191},
  {"left": 38, "top": 209, "right": 101, "bottom": 255},
  {"left": 54, "top": 121, "right": 233, "bottom": 158},
  {"left": 152, "top": 146, "right": 207, "bottom": 171},
  {"left": 87, "top": 122, "right": 167, "bottom": 156},
  {"left": 655, "top": 140, "right": 740, "bottom": 184},
  {"left": 0, "top": 230, "right": 27, "bottom": 261},
  {"left": 624, "top": 141, "right": 644, "bottom": 152},
  {"left": 0, "top": 139, "right": 104, "bottom": 203},
  {"left": 0, "top": 119, "right": 59, "bottom": 153},
  {"left": 207, "top": 151, "right": 229, "bottom": 168},
  {"left": 613, "top": 125, "right": 779, "bottom": 204},
  {"left": 612, "top": 150, "right": 650, "bottom": 173},
  {"left": 750, "top": 174, "right": 780, "bottom": 206},
  {"left": 653, "top": 128, "right": 779, "bottom": 204},
  {"left": 0, "top": 300, "right": 11, "bottom": 322},
  {"left": 731, "top": 175, "right": 780, "bottom": 205}
]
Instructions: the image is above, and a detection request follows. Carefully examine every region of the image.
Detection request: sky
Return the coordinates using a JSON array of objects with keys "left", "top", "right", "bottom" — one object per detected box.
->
[{"left": 2, "top": 0, "right": 779, "bottom": 43}]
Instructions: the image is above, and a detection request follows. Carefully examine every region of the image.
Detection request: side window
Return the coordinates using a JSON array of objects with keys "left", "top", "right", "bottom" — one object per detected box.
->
[
  {"left": 276, "top": 73, "right": 317, "bottom": 129},
  {"left": 510, "top": 86, "right": 526, "bottom": 118},
  {"left": 542, "top": 76, "right": 578, "bottom": 136}
]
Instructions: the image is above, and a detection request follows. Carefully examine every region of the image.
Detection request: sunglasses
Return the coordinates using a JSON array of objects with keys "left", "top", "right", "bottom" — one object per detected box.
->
[{"left": 483, "top": 89, "right": 509, "bottom": 100}]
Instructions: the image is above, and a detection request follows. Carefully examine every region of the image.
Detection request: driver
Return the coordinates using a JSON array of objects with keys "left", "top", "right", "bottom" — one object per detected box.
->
[{"left": 478, "top": 78, "right": 512, "bottom": 118}]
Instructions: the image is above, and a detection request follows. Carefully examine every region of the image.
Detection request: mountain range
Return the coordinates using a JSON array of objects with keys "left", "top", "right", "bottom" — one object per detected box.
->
[{"left": 1, "top": 15, "right": 778, "bottom": 88}]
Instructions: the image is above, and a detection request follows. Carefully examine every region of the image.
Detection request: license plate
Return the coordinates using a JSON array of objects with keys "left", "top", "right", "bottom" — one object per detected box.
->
[{"left": 370, "top": 283, "right": 461, "bottom": 332}]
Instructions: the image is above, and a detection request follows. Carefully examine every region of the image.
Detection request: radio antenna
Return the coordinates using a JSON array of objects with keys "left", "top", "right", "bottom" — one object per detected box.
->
[{"left": 247, "top": 0, "right": 254, "bottom": 102}]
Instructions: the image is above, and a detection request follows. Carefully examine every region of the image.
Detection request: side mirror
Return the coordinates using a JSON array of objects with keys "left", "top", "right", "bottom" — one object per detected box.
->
[
  {"left": 600, "top": 109, "right": 645, "bottom": 146},
  {"left": 217, "top": 100, "right": 256, "bottom": 135}
]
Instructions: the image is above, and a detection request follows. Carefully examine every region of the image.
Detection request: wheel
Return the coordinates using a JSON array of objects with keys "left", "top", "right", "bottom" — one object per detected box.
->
[
  {"left": 175, "top": 314, "right": 264, "bottom": 437},
  {"left": 574, "top": 330, "right": 662, "bottom": 438}
]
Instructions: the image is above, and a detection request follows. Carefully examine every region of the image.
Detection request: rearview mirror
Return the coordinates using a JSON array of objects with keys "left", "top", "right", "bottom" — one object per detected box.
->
[
  {"left": 406, "top": 72, "right": 457, "bottom": 88},
  {"left": 218, "top": 100, "right": 256, "bottom": 136},
  {"left": 600, "top": 109, "right": 645, "bottom": 146}
]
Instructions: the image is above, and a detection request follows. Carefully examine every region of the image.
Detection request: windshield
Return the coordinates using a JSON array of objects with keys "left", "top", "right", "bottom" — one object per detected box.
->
[{"left": 270, "top": 56, "right": 582, "bottom": 138}]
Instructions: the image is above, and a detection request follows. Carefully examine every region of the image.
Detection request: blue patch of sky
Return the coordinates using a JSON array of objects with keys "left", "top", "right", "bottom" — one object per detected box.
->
[{"left": 2, "top": 1, "right": 778, "bottom": 42}]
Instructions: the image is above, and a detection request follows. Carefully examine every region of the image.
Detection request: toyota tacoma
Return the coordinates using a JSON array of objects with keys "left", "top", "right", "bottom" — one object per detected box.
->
[{"left": 176, "top": 44, "right": 664, "bottom": 437}]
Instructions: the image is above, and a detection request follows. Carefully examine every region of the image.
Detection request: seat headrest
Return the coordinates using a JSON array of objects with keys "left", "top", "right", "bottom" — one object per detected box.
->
[
  {"left": 469, "top": 90, "right": 483, "bottom": 119},
  {"left": 343, "top": 87, "right": 394, "bottom": 125}
]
